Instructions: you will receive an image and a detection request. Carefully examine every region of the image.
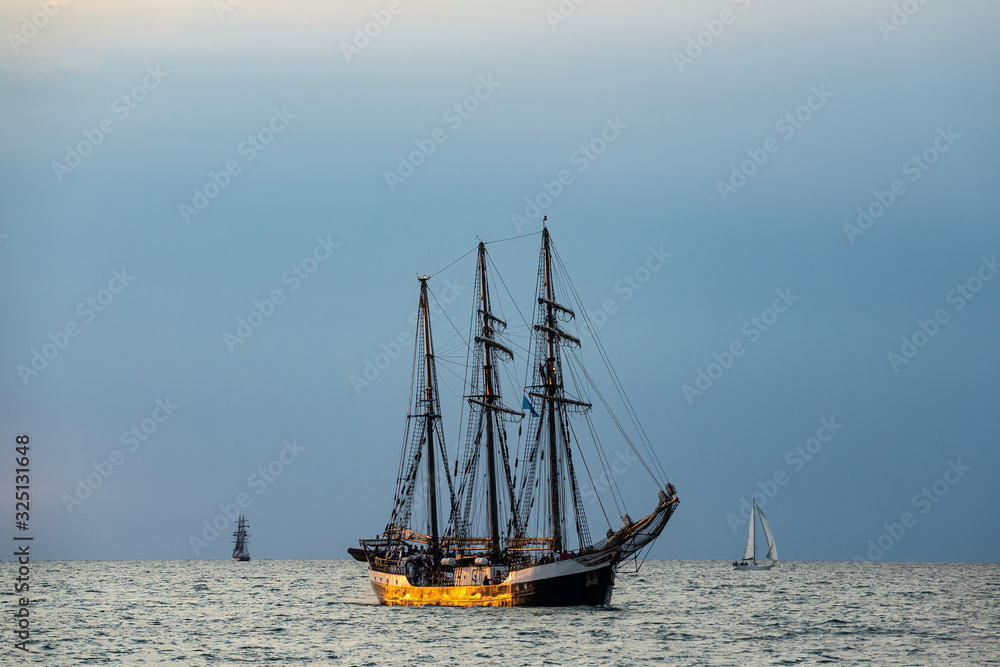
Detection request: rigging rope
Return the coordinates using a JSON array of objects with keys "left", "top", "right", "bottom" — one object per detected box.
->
[{"left": 551, "top": 244, "right": 670, "bottom": 485}]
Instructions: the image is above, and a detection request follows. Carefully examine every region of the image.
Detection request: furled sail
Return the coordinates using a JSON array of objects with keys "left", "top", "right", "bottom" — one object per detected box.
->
[
  {"left": 742, "top": 502, "right": 756, "bottom": 561},
  {"left": 757, "top": 505, "right": 778, "bottom": 561}
]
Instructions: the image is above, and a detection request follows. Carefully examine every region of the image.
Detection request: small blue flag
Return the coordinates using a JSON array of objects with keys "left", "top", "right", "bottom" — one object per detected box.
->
[{"left": 522, "top": 396, "right": 539, "bottom": 418}]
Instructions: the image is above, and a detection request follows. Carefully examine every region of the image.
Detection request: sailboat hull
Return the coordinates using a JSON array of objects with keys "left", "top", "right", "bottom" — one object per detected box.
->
[
  {"left": 368, "top": 556, "right": 617, "bottom": 607},
  {"left": 732, "top": 562, "right": 772, "bottom": 570}
]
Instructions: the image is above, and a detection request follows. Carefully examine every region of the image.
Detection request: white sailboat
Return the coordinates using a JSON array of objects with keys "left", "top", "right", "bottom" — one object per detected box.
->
[{"left": 732, "top": 499, "right": 777, "bottom": 570}]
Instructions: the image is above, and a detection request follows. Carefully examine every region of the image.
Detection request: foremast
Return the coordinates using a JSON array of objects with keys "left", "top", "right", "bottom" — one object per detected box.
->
[
  {"left": 515, "top": 226, "right": 679, "bottom": 563},
  {"left": 541, "top": 229, "right": 579, "bottom": 553},
  {"left": 516, "top": 227, "right": 593, "bottom": 555},
  {"left": 541, "top": 231, "right": 562, "bottom": 552}
]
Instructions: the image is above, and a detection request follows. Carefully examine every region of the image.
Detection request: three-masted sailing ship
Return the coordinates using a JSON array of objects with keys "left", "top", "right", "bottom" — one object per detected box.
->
[
  {"left": 352, "top": 228, "right": 679, "bottom": 606},
  {"left": 232, "top": 515, "right": 250, "bottom": 561}
]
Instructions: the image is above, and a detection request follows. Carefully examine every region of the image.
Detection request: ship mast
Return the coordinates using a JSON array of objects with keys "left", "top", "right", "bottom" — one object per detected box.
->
[
  {"left": 418, "top": 277, "right": 441, "bottom": 562},
  {"left": 520, "top": 226, "right": 590, "bottom": 554},
  {"left": 477, "top": 244, "right": 502, "bottom": 561},
  {"left": 453, "top": 242, "right": 521, "bottom": 561},
  {"left": 541, "top": 229, "right": 563, "bottom": 553}
]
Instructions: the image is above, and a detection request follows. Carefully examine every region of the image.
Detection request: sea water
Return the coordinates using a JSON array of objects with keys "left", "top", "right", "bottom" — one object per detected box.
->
[{"left": 3, "top": 560, "right": 998, "bottom": 665}]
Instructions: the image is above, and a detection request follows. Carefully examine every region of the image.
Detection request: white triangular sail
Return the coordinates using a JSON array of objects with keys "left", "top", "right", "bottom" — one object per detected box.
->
[
  {"left": 757, "top": 505, "right": 777, "bottom": 561},
  {"left": 742, "top": 501, "right": 756, "bottom": 561}
]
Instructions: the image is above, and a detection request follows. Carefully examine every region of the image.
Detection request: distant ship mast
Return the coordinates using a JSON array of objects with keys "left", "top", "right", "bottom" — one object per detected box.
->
[{"left": 232, "top": 515, "right": 250, "bottom": 561}]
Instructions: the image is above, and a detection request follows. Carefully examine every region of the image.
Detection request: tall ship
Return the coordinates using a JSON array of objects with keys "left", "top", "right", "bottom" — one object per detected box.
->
[
  {"left": 232, "top": 515, "right": 250, "bottom": 561},
  {"left": 352, "top": 227, "right": 679, "bottom": 606}
]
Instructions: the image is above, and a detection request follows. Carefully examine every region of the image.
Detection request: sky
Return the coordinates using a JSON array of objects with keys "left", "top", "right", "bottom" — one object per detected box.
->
[{"left": 1, "top": 0, "right": 998, "bottom": 563}]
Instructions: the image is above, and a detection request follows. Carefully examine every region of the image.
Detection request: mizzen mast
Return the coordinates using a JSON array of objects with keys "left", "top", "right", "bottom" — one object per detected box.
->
[
  {"left": 384, "top": 276, "right": 457, "bottom": 563},
  {"left": 418, "top": 276, "right": 441, "bottom": 562}
]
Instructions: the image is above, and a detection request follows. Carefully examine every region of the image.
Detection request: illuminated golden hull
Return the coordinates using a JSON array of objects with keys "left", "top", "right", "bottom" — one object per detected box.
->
[{"left": 372, "top": 580, "right": 520, "bottom": 607}]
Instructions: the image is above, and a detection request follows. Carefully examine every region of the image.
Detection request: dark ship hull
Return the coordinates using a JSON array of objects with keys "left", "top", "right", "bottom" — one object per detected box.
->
[
  {"left": 367, "top": 553, "right": 618, "bottom": 607},
  {"left": 360, "top": 493, "right": 678, "bottom": 607}
]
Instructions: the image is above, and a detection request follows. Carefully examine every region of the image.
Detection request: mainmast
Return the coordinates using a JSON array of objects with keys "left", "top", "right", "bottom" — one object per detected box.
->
[
  {"left": 418, "top": 277, "right": 441, "bottom": 562},
  {"left": 477, "top": 244, "right": 502, "bottom": 561},
  {"left": 453, "top": 242, "right": 522, "bottom": 561},
  {"left": 541, "top": 229, "right": 563, "bottom": 553}
]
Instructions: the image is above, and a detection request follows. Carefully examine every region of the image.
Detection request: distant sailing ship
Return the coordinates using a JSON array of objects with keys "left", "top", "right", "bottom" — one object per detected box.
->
[
  {"left": 232, "top": 515, "right": 250, "bottom": 561},
  {"left": 732, "top": 499, "right": 776, "bottom": 570},
  {"left": 351, "top": 227, "right": 679, "bottom": 606}
]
